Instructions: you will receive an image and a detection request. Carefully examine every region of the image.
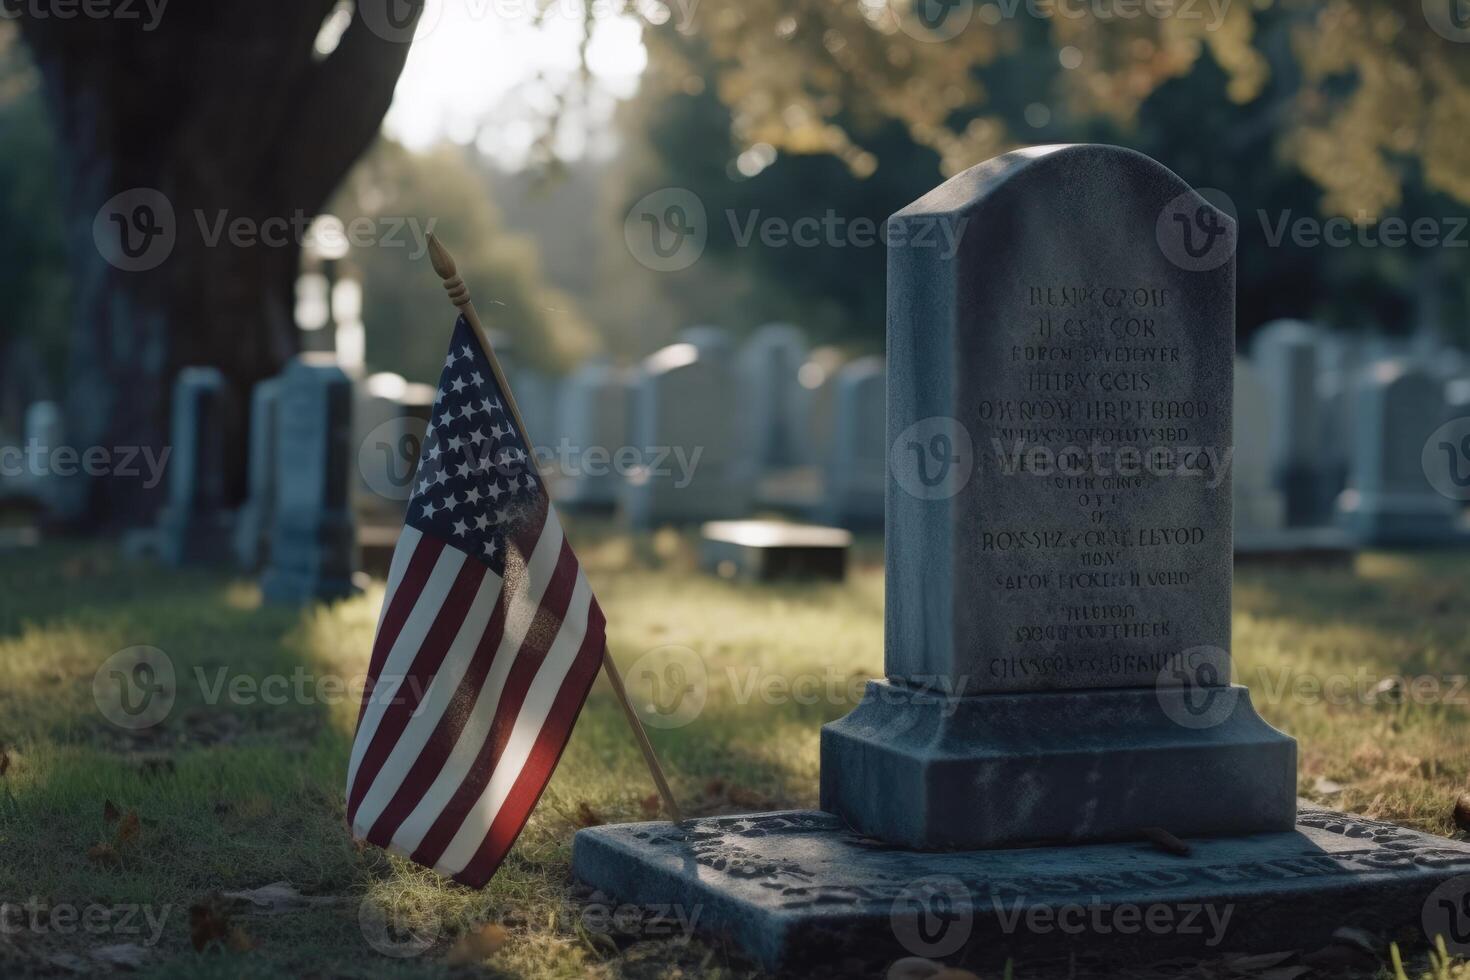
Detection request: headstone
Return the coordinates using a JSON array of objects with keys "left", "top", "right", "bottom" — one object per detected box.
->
[
  {"left": 555, "top": 358, "right": 632, "bottom": 510},
  {"left": 261, "top": 354, "right": 361, "bottom": 602},
  {"left": 824, "top": 143, "right": 1293, "bottom": 846},
  {"left": 1315, "top": 332, "right": 1363, "bottom": 505},
  {"left": 572, "top": 145, "right": 1470, "bottom": 971},
  {"left": 18, "top": 400, "right": 63, "bottom": 496},
  {"left": 1231, "top": 358, "right": 1285, "bottom": 538},
  {"left": 677, "top": 324, "right": 735, "bottom": 356},
  {"left": 801, "top": 346, "right": 845, "bottom": 451},
  {"left": 157, "top": 369, "right": 235, "bottom": 566},
  {"left": 1251, "top": 320, "right": 1333, "bottom": 525},
  {"left": 353, "top": 373, "right": 434, "bottom": 525},
  {"left": 700, "top": 519, "right": 850, "bottom": 582},
  {"left": 819, "top": 357, "right": 885, "bottom": 528},
  {"left": 506, "top": 367, "right": 558, "bottom": 449},
  {"left": 622, "top": 341, "right": 751, "bottom": 526},
  {"left": 1338, "top": 358, "right": 1460, "bottom": 545},
  {"left": 735, "top": 323, "right": 809, "bottom": 475},
  {"left": 234, "top": 377, "right": 281, "bottom": 570}
]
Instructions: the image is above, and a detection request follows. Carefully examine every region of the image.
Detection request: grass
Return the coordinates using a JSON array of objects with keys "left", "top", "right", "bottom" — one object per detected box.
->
[{"left": 0, "top": 528, "right": 1466, "bottom": 978}]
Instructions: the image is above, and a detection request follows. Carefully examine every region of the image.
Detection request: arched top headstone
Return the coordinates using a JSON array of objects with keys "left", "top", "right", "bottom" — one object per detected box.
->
[{"left": 886, "top": 142, "right": 1236, "bottom": 694}]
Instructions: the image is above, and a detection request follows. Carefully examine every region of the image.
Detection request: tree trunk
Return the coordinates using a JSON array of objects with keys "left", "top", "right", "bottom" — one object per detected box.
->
[{"left": 20, "top": 1, "right": 422, "bottom": 527}]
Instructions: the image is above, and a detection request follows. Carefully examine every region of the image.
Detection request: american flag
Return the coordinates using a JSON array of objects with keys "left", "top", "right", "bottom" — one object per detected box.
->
[{"left": 345, "top": 315, "right": 606, "bottom": 888}]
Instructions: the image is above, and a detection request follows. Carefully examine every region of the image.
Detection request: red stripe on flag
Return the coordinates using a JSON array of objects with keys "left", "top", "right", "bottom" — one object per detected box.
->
[
  {"left": 363, "top": 502, "right": 550, "bottom": 848},
  {"left": 409, "top": 540, "right": 580, "bottom": 868},
  {"left": 346, "top": 558, "right": 488, "bottom": 822},
  {"left": 356, "top": 536, "right": 446, "bottom": 728},
  {"left": 452, "top": 602, "right": 607, "bottom": 888}
]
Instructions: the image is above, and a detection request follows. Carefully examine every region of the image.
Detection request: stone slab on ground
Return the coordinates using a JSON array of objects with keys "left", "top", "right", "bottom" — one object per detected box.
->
[
  {"left": 572, "top": 807, "right": 1470, "bottom": 972},
  {"left": 700, "top": 520, "right": 851, "bottom": 582}
]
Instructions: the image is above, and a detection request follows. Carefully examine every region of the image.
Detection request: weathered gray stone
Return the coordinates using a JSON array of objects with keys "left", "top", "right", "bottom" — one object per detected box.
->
[
  {"left": 261, "top": 354, "right": 360, "bottom": 603},
  {"left": 1251, "top": 320, "right": 1335, "bottom": 526},
  {"left": 1231, "top": 358, "right": 1285, "bottom": 540},
  {"left": 235, "top": 377, "right": 281, "bottom": 570},
  {"left": 822, "top": 144, "right": 1295, "bottom": 848},
  {"left": 1338, "top": 358, "right": 1461, "bottom": 545},
  {"left": 736, "top": 323, "right": 810, "bottom": 475},
  {"left": 819, "top": 356, "right": 886, "bottom": 528},
  {"left": 573, "top": 807, "right": 1470, "bottom": 972},
  {"left": 158, "top": 368, "right": 234, "bottom": 566},
  {"left": 623, "top": 340, "right": 751, "bottom": 526},
  {"left": 700, "top": 519, "right": 850, "bottom": 582},
  {"left": 556, "top": 358, "right": 632, "bottom": 510}
]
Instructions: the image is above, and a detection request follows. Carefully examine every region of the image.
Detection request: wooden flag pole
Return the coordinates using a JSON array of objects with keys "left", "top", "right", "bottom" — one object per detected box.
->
[{"left": 426, "top": 233, "right": 684, "bottom": 825}]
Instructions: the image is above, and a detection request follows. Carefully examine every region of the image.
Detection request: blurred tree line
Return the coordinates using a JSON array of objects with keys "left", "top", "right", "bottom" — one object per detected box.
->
[{"left": 2, "top": 0, "right": 1468, "bottom": 525}]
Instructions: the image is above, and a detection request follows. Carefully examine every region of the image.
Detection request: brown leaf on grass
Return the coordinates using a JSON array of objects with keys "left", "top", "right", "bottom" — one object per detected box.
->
[
  {"left": 0, "top": 747, "right": 10, "bottom": 777},
  {"left": 103, "top": 800, "right": 121, "bottom": 824},
  {"left": 703, "top": 778, "right": 726, "bottom": 798},
  {"left": 1453, "top": 791, "right": 1470, "bottom": 833},
  {"left": 446, "top": 922, "right": 508, "bottom": 965},
  {"left": 115, "top": 810, "right": 141, "bottom": 845},
  {"left": 575, "top": 802, "right": 604, "bottom": 828},
  {"left": 86, "top": 842, "right": 119, "bottom": 866},
  {"left": 639, "top": 794, "right": 661, "bottom": 819},
  {"left": 189, "top": 895, "right": 253, "bottom": 952}
]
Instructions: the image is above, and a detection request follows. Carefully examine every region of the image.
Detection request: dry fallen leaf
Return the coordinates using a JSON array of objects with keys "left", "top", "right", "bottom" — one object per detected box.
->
[
  {"left": 1454, "top": 791, "right": 1470, "bottom": 833},
  {"left": 447, "top": 922, "right": 508, "bottom": 965},
  {"left": 0, "top": 747, "right": 10, "bottom": 777},
  {"left": 190, "top": 895, "right": 252, "bottom": 952},
  {"left": 87, "top": 842, "right": 119, "bottom": 866},
  {"left": 103, "top": 800, "right": 121, "bottom": 824},
  {"left": 639, "top": 794, "right": 661, "bottom": 819},
  {"left": 575, "top": 803, "right": 604, "bottom": 828},
  {"left": 115, "top": 810, "right": 141, "bottom": 846}
]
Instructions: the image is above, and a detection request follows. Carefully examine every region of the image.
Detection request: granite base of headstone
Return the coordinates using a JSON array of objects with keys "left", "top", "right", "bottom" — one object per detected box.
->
[
  {"left": 574, "top": 807, "right": 1470, "bottom": 972},
  {"left": 572, "top": 146, "right": 1470, "bottom": 970},
  {"left": 261, "top": 355, "right": 361, "bottom": 603},
  {"left": 700, "top": 520, "right": 850, "bottom": 582},
  {"left": 157, "top": 369, "right": 236, "bottom": 566}
]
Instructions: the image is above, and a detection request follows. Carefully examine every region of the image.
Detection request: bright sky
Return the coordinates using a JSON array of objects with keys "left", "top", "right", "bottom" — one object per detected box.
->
[{"left": 379, "top": 1, "right": 649, "bottom": 168}]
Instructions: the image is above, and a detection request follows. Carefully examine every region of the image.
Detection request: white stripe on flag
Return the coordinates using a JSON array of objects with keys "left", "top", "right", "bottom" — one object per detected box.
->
[
  {"left": 389, "top": 510, "right": 567, "bottom": 854},
  {"left": 373, "top": 525, "right": 423, "bottom": 636},
  {"left": 349, "top": 567, "right": 503, "bottom": 834},
  {"left": 347, "top": 543, "right": 466, "bottom": 792},
  {"left": 434, "top": 570, "right": 593, "bottom": 876}
]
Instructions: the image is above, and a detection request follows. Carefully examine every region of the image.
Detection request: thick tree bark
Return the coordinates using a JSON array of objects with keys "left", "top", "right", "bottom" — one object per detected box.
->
[{"left": 19, "top": 1, "right": 421, "bottom": 527}]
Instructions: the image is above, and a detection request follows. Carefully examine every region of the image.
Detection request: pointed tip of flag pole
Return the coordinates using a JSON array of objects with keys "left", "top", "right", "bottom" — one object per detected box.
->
[{"left": 427, "top": 232, "right": 456, "bottom": 281}]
